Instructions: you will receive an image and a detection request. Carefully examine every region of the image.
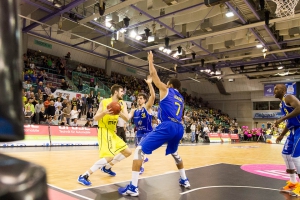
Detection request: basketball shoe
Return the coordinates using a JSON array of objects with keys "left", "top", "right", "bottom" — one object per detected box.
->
[
  {"left": 118, "top": 182, "right": 139, "bottom": 196},
  {"left": 281, "top": 181, "right": 298, "bottom": 192},
  {"left": 139, "top": 158, "right": 149, "bottom": 175},
  {"left": 101, "top": 166, "right": 116, "bottom": 176},
  {"left": 179, "top": 177, "right": 191, "bottom": 188},
  {"left": 290, "top": 183, "right": 300, "bottom": 196},
  {"left": 77, "top": 175, "right": 91, "bottom": 186}
]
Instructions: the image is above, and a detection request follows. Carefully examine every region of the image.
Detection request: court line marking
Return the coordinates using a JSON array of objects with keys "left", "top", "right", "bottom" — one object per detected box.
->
[
  {"left": 180, "top": 185, "right": 280, "bottom": 195},
  {"left": 48, "top": 184, "right": 93, "bottom": 200},
  {"left": 71, "top": 162, "right": 222, "bottom": 192}
]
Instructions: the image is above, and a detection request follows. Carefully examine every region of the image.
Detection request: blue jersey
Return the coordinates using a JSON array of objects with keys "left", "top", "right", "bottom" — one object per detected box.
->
[
  {"left": 158, "top": 88, "right": 184, "bottom": 123},
  {"left": 133, "top": 107, "right": 153, "bottom": 135},
  {"left": 280, "top": 94, "right": 300, "bottom": 129}
]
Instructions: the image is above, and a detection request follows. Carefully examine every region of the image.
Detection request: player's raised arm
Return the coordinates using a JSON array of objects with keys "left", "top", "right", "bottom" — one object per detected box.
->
[
  {"left": 94, "top": 101, "right": 112, "bottom": 121},
  {"left": 119, "top": 101, "right": 130, "bottom": 122},
  {"left": 145, "top": 75, "right": 155, "bottom": 111},
  {"left": 148, "top": 51, "right": 167, "bottom": 92}
]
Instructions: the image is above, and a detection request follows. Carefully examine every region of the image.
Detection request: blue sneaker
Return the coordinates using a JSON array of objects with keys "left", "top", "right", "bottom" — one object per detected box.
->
[
  {"left": 179, "top": 177, "right": 190, "bottom": 188},
  {"left": 144, "top": 157, "right": 149, "bottom": 163},
  {"left": 101, "top": 166, "right": 116, "bottom": 176},
  {"left": 118, "top": 182, "right": 139, "bottom": 196},
  {"left": 139, "top": 167, "right": 144, "bottom": 175},
  {"left": 77, "top": 175, "right": 91, "bottom": 186}
]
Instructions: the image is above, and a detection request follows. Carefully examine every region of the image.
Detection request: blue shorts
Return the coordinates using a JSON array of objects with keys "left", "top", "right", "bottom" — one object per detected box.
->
[
  {"left": 135, "top": 131, "right": 150, "bottom": 147},
  {"left": 282, "top": 127, "right": 300, "bottom": 157},
  {"left": 139, "top": 121, "right": 184, "bottom": 155}
]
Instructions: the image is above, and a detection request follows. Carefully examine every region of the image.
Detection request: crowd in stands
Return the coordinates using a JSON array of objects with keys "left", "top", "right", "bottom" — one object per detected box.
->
[{"left": 22, "top": 49, "right": 235, "bottom": 141}]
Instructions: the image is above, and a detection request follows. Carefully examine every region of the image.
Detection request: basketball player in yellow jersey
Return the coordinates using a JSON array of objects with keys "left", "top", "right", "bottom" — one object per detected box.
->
[{"left": 78, "top": 84, "right": 131, "bottom": 186}]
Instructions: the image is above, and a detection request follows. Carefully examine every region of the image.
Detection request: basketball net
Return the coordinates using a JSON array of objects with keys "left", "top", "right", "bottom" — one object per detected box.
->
[{"left": 271, "top": 0, "right": 299, "bottom": 18}]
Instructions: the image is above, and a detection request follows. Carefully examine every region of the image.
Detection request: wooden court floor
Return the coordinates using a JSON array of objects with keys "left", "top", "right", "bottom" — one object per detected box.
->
[{"left": 0, "top": 143, "right": 284, "bottom": 191}]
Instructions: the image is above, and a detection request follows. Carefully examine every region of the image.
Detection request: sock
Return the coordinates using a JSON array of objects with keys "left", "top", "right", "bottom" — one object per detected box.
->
[
  {"left": 179, "top": 169, "right": 187, "bottom": 180},
  {"left": 82, "top": 171, "right": 90, "bottom": 177},
  {"left": 292, "top": 156, "right": 300, "bottom": 183},
  {"left": 282, "top": 154, "right": 297, "bottom": 183},
  {"left": 131, "top": 171, "right": 140, "bottom": 187},
  {"left": 291, "top": 173, "right": 298, "bottom": 183},
  {"left": 87, "top": 158, "right": 108, "bottom": 174},
  {"left": 105, "top": 153, "right": 126, "bottom": 169}
]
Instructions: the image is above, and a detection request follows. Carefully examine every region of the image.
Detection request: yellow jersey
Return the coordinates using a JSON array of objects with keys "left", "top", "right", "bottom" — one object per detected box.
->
[{"left": 98, "top": 98, "right": 123, "bottom": 131}]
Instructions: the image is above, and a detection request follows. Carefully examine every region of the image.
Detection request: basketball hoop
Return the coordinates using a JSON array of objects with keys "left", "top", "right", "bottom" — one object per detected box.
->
[{"left": 271, "top": 0, "right": 299, "bottom": 18}]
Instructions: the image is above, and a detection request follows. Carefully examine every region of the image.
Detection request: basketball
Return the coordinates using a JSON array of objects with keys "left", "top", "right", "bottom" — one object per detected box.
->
[{"left": 107, "top": 102, "right": 121, "bottom": 115}]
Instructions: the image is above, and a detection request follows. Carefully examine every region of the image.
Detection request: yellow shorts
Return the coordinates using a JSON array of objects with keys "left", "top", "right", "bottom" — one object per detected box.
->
[{"left": 98, "top": 127, "right": 128, "bottom": 158}]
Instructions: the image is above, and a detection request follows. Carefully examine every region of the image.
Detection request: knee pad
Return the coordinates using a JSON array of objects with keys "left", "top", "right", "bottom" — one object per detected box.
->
[
  {"left": 171, "top": 151, "right": 182, "bottom": 164},
  {"left": 133, "top": 146, "right": 145, "bottom": 160}
]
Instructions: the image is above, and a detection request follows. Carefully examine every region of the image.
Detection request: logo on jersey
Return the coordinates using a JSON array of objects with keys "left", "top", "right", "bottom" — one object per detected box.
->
[
  {"left": 141, "top": 113, "right": 146, "bottom": 118},
  {"left": 108, "top": 120, "right": 117, "bottom": 125}
]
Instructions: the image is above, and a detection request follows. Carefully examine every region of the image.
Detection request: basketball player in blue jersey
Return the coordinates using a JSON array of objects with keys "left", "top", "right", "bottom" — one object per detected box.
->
[
  {"left": 274, "top": 84, "right": 300, "bottom": 196},
  {"left": 119, "top": 51, "right": 190, "bottom": 196},
  {"left": 130, "top": 75, "right": 155, "bottom": 175}
]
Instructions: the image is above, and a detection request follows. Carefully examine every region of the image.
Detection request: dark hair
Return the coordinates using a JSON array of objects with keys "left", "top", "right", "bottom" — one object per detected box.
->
[
  {"left": 138, "top": 93, "right": 148, "bottom": 100},
  {"left": 111, "top": 84, "right": 123, "bottom": 95},
  {"left": 168, "top": 78, "right": 181, "bottom": 90}
]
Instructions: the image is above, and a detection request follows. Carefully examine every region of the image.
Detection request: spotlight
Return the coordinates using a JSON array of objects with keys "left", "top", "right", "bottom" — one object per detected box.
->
[
  {"left": 265, "top": 10, "right": 270, "bottom": 26},
  {"left": 201, "top": 59, "right": 205, "bottom": 67},
  {"left": 166, "top": 49, "right": 172, "bottom": 54},
  {"left": 210, "top": 71, "right": 215, "bottom": 75},
  {"left": 135, "top": 35, "right": 142, "bottom": 40},
  {"left": 256, "top": 44, "right": 263, "bottom": 48},
  {"left": 200, "top": 69, "right": 204, "bottom": 72},
  {"left": 130, "top": 30, "right": 137, "bottom": 38},
  {"left": 177, "top": 46, "right": 182, "bottom": 55},
  {"left": 94, "top": 17, "right": 98, "bottom": 21},
  {"left": 192, "top": 53, "right": 196, "bottom": 59},
  {"left": 165, "top": 37, "right": 170, "bottom": 48},
  {"left": 277, "top": 66, "right": 284, "bottom": 69},
  {"left": 123, "top": 17, "right": 130, "bottom": 28},
  {"left": 240, "top": 65, "right": 244, "bottom": 72},
  {"left": 53, "top": 0, "right": 62, "bottom": 7},
  {"left": 216, "top": 70, "right": 221, "bottom": 75},
  {"left": 120, "top": 28, "right": 126, "bottom": 33},
  {"left": 98, "top": 2, "right": 105, "bottom": 16},
  {"left": 264, "top": 62, "right": 269, "bottom": 67},
  {"left": 260, "top": 0, "right": 265, "bottom": 10},
  {"left": 163, "top": 48, "right": 168, "bottom": 53},
  {"left": 226, "top": 11, "right": 234, "bottom": 17},
  {"left": 159, "top": 46, "right": 165, "bottom": 51},
  {"left": 148, "top": 36, "right": 155, "bottom": 42},
  {"left": 144, "top": 28, "right": 150, "bottom": 38}
]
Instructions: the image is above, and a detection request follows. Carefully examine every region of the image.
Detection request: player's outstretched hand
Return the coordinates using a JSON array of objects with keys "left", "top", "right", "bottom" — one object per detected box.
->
[
  {"left": 144, "top": 75, "right": 153, "bottom": 84},
  {"left": 148, "top": 51, "right": 153, "bottom": 62},
  {"left": 276, "top": 135, "right": 284, "bottom": 144}
]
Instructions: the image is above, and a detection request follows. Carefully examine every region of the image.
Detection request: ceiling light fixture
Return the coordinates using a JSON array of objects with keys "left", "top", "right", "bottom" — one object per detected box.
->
[
  {"left": 166, "top": 49, "right": 172, "bottom": 54},
  {"left": 130, "top": 30, "right": 137, "bottom": 38},
  {"left": 148, "top": 36, "right": 155, "bottom": 42},
  {"left": 159, "top": 46, "right": 164, "bottom": 51},
  {"left": 226, "top": 11, "right": 234, "bottom": 17},
  {"left": 277, "top": 66, "right": 284, "bottom": 69},
  {"left": 165, "top": 37, "right": 170, "bottom": 48},
  {"left": 135, "top": 35, "right": 142, "bottom": 40},
  {"left": 256, "top": 44, "right": 263, "bottom": 48},
  {"left": 192, "top": 53, "right": 196, "bottom": 59},
  {"left": 177, "top": 46, "right": 182, "bottom": 55},
  {"left": 144, "top": 28, "right": 150, "bottom": 38}
]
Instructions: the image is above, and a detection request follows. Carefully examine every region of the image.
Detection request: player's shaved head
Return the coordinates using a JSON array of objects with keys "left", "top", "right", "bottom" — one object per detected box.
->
[
  {"left": 276, "top": 84, "right": 287, "bottom": 92},
  {"left": 274, "top": 84, "right": 287, "bottom": 99}
]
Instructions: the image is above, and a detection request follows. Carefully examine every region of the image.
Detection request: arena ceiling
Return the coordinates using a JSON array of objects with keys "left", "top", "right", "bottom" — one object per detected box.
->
[{"left": 19, "top": 0, "right": 300, "bottom": 82}]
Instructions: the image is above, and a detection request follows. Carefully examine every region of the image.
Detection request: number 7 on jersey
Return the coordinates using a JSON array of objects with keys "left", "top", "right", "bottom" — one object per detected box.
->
[{"left": 174, "top": 102, "right": 181, "bottom": 116}]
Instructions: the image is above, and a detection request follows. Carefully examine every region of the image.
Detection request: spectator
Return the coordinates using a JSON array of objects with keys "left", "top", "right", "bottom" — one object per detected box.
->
[
  {"left": 49, "top": 82, "right": 56, "bottom": 93},
  {"left": 24, "top": 105, "right": 33, "bottom": 124},
  {"left": 70, "top": 106, "right": 80, "bottom": 121},
  {"left": 63, "top": 102, "right": 72, "bottom": 125},
  {"left": 47, "top": 101, "right": 56, "bottom": 117},
  {"left": 82, "top": 94, "right": 87, "bottom": 115},
  {"left": 55, "top": 106, "right": 63, "bottom": 121},
  {"left": 52, "top": 115, "right": 59, "bottom": 125},
  {"left": 86, "top": 108, "right": 94, "bottom": 120},
  {"left": 60, "top": 117, "right": 68, "bottom": 126},
  {"left": 39, "top": 107, "right": 47, "bottom": 124},
  {"left": 84, "top": 120, "right": 93, "bottom": 127},
  {"left": 70, "top": 118, "right": 78, "bottom": 127},
  {"left": 35, "top": 100, "right": 44, "bottom": 124},
  {"left": 54, "top": 97, "right": 62, "bottom": 110},
  {"left": 61, "top": 79, "right": 69, "bottom": 90}
]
